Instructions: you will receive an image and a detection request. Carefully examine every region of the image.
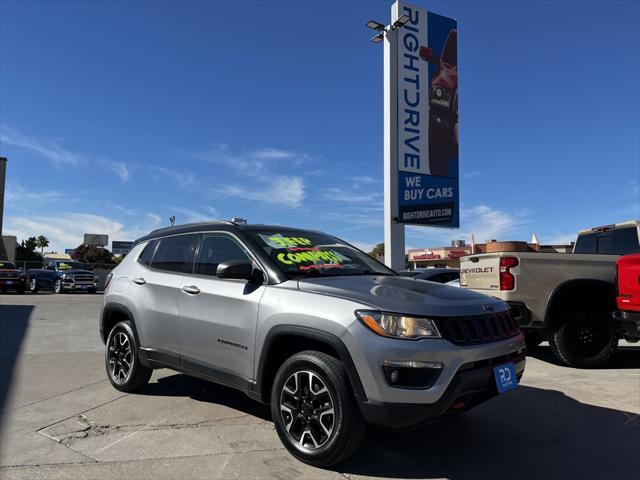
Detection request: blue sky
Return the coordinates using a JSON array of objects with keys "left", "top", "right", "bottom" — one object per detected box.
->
[{"left": 1, "top": 0, "right": 638, "bottom": 254}]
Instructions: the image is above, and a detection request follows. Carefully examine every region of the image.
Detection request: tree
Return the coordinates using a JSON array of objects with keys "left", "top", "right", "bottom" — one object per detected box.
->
[
  {"left": 15, "top": 237, "right": 43, "bottom": 262},
  {"left": 36, "top": 235, "right": 50, "bottom": 256},
  {"left": 369, "top": 242, "right": 384, "bottom": 259},
  {"left": 72, "top": 244, "right": 115, "bottom": 265}
]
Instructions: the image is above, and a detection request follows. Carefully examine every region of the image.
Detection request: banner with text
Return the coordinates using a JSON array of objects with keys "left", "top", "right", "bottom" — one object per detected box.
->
[{"left": 396, "top": 1, "right": 458, "bottom": 227}]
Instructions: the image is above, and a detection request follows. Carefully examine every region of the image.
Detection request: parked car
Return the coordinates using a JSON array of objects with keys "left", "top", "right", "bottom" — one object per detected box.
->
[
  {"left": 100, "top": 221, "right": 525, "bottom": 467},
  {"left": 460, "top": 220, "right": 640, "bottom": 367},
  {"left": 613, "top": 253, "right": 640, "bottom": 342},
  {"left": 0, "top": 261, "right": 26, "bottom": 293},
  {"left": 27, "top": 260, "right": 99, "bottom": 294},
  {"left": 400, "top": 267, "right": 459, "bottom": 284}
]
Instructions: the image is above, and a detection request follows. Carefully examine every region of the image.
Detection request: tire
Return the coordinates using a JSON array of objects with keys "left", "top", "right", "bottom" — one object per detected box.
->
[
  {"left": 105, "top": 321, "right": 152, "bottom": 392},
  {"left": 29, "top": 278, "right": 39, "bottom": 293},
  {"left": 523, "top": 329, "right": 544, "bottom": 352},
  {"left": 548, "top": 310, "right": 617, "bottom": 368},
  {"left": 270, "top": 350, "right": 366, "bottom": 467},
  {"left": 54, "top": 279, "right": 65, "bottom": 294}
]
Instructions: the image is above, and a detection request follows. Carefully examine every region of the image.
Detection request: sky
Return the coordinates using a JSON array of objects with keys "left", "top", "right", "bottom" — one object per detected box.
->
[{"left": 1, "top": 0, "right": 638, "bottom": 254}]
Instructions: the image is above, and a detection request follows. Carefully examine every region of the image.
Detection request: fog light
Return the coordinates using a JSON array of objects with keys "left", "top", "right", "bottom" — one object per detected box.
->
[{"left": 381, "top": 360, "right": 443, "bottom": 389}]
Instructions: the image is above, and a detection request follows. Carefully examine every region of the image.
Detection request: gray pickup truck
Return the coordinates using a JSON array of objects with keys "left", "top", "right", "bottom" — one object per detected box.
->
[
  {"left": 460, "top": 221, "right": 640, "bottom": 367},
  {"left": 27, "top": 259, "right": 99, "bottom": 294}
]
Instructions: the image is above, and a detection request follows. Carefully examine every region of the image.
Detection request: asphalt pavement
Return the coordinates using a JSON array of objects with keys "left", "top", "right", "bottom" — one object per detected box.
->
[{"left": 1, "top": 293, "right": 638, "bottom": 480}]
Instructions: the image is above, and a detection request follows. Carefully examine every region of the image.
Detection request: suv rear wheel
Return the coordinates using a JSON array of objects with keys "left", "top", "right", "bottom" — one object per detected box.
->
[
  {"left": 105, "top": 321, "right": 152, "bottom": 392},
  {"left": 270, "top": 351, "right": 365, "bottom": 467}
]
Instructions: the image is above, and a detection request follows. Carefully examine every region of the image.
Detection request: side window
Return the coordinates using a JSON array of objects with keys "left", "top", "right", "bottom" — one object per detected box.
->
[
  {"left": 45, "top": 262, "right": 55, "bottom": 270},
  {"left": 195, "top": 235, "right": 251, "bottom": 276},
  {"left": 612, "top": 228, "right": 640, "bottom": 255},
  {"left": 138, "top": 240, "right": 157, "bottom": 266},
  {"left": 151, "top": 235, "right": 198, "bottom": 273}
]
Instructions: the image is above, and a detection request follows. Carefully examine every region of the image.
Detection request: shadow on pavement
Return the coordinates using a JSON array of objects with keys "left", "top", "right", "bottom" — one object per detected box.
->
[
  {"left": 0, "top": 304, "right": 33, "bottom": 414},
  {"left": 339, "top": 385, "right": 639, "bottom": 480},
  {"left": 138, "top": 373, "right": 271, "bottom": 421},
  {"left": 531, "top": 344, "right": 640, "bottom": 369}
]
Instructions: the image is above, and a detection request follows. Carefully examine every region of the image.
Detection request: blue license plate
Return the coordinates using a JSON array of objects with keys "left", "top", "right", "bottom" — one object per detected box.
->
[{"left": 493, "top": 363, "right": 517, "bottom": 394}]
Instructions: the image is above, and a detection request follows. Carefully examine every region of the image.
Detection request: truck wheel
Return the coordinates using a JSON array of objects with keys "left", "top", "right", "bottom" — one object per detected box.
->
[
  {"left": 54, "top": 279, "right": 65, "bottom": 294},
  {"left": 523, "top": 329, "right": 544, "bottom": 352},
  {"left": 271, "top": 351, "right": 366, "bottom": 467},
  {"left": 29, "top": 278, "right": 39, "bottom": 293},
  {"left": 549, "top": 311, "right": 617, "bottom": 368},
  {"left": 105, "top": 321, "right": 152, "bottom": 392}
]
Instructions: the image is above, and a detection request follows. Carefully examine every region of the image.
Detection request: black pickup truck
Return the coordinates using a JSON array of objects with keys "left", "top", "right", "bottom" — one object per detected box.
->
[{"left": 26, "top": 260, "right": 99, "bottom": 294}]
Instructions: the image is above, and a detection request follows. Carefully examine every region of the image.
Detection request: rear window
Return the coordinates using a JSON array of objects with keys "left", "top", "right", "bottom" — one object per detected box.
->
[
  {"left": 151, "top": 235, "right": 198, "bottom": 273},
  {"left": 574, "top": 228, "right": 639, "bottom": 255},
  {"left": 138, "top": 240, "right": 157, "bottom": 266}
]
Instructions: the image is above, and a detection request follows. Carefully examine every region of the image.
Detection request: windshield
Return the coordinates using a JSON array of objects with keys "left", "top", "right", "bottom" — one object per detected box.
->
[
  {"left": 0, "top": 262, "right": 17, "bottom": 269},
  {"left": 249, "top": 229, "right": 396, "bottom": 279},
  {"left": 57, "top": 261, "right": 91, "bottom": 270}
]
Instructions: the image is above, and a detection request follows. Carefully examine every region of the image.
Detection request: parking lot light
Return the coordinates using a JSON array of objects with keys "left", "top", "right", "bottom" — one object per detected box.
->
[
  {"left": 392, "top": 14, "right": 410, "bottom": 29},
  {"left": 370, "top": 32, "right": 384, "bottom": 43},
  {"left": 366, "top": 20, "right": 385, "bottom": 31}
]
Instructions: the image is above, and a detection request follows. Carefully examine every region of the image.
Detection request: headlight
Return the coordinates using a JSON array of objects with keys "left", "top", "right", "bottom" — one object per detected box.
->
[{"left": 355, "top": 310, "right": 441, "bottom": 340}]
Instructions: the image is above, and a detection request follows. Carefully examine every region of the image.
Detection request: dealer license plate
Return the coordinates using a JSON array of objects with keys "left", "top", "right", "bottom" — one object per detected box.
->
[{"left": 493, "top": 363, "right": 517, "bottom": 394}]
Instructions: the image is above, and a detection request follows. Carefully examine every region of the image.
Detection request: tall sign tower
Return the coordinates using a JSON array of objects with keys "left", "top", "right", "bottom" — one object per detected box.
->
[{"left": 370, "top": 1, "right": 459, "bottom": 269}]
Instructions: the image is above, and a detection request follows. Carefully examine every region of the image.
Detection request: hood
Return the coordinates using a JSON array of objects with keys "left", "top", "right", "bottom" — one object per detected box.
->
[
  {"left": 297, "top": 275, "right": 506, "bottom": 317},
  {"left": 61, "top": 269, "right": 95, "bottom": 275}
]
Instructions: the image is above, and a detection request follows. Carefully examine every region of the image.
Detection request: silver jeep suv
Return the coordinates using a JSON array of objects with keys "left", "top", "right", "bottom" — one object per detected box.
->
[{"left": 100, "top": 221, "right": 525, "bottom": 466}]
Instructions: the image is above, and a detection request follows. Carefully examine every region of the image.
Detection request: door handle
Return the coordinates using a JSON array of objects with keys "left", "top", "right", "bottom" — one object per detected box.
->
[
  {"left": 182, "top": 285, "right": 200, "bottom": 295},
  {"left": 132, "top": 277, "right": 146, "bottom": 285}
]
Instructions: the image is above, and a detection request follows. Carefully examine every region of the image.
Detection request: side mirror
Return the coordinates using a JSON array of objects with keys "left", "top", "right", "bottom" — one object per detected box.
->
[
  {"left": 216, "top": 260, "right": 259, "bottom": 281},
  {"left": 419, "top": 46, "right": 438, "bottom": 64}
]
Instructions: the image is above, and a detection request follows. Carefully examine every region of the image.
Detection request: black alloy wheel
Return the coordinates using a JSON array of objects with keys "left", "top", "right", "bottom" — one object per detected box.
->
[{"left": 104, "top": 321, "right": 152, "bottom": 392}]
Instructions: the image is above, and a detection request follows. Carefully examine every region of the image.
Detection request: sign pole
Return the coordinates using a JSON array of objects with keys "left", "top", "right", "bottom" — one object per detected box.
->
[{"left": 383, "top": 4, "right": 405, "bottom": 270}]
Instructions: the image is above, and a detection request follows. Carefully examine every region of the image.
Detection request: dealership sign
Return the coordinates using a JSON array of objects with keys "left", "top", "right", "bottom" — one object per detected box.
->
[
  {"left": 84, "top": 233, "right": 109, "bottom": 247},
  {"left": 395, "top": 1, "right": 459, "bottom": 227},
  {"left": 112, "top": 241, "right": 133, "bottom": 255}
]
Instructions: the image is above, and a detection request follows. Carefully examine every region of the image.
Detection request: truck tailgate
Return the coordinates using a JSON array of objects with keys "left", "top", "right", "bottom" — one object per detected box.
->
[{"left": 460, "top": 255, "right": 500, "bottom": 290}]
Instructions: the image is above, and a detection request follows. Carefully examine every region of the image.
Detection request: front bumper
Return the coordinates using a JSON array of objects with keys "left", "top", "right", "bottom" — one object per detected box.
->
[
  {"left": 360, "top": 352, "right": 525, "bottom": 429},
  {"left": 62, "top": 281, "right": 98, "bottom": 290},
  {"left": 612, "top": 310, "right": 640, "bottom": 340}
]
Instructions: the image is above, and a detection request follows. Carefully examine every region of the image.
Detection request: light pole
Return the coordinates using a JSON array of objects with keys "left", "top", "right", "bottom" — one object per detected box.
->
[{"left": 366, "top": 7, "right": 410, "bottom": 270}]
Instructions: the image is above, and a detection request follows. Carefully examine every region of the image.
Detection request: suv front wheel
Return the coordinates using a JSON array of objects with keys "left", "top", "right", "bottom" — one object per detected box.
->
[
  {"left": 270, "top": 351, "right": 365, "bottom": 467},
  {"left": 105, "top": 321, "right": 152, "bottom": 391}
]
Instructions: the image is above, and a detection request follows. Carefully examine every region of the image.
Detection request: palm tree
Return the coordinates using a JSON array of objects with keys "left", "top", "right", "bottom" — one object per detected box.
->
[{"left": 36, "top": 235, "right": 50, "bottom": 256}]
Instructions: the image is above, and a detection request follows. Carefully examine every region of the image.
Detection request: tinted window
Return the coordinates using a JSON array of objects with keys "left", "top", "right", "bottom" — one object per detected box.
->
[
  {"left": 596, "top": 234, "right": 613, "bottom": 254},
  {"left": 138, "top": 240, "right": 157, "bottom": 266},
  {"left": 195, "top": 235, "right": 250, "bottom": 276},
  {"left": 574, "top": 233, "right": 597, "bottom": 254},
  {"left": 613, "top": 228, "right": 640, "bottom": 255},
  {"left": 151, "top": 235, "right": 197, "bottom": 273}
]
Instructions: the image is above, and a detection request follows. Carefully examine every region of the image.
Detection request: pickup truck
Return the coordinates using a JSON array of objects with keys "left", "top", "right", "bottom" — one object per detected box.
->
[
  {"left": 0, "top": 261, "right": 26, "bottom": 294},
  {"left": 27, "top": 260, "right": 99, "bottom": 294},
  {"left": 613, "top": 253, "right": 640, "bottom": 341},
  {"left": 460, "top": 220, "right": 640, "bottom": 367}
]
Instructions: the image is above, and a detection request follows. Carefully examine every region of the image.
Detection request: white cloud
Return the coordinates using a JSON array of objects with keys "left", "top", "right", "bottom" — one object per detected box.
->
[
  {"left": 103, "top": 160, "right": 130, "bottom": 183},
  {"left": 169, "top": 207, "right": 219, "bottom": 224},
  {"left": 544, "top": 233, "right": 576, "bottom": 245},
  {"left": 149, "top": 166, "right": 195, "bottom": 187},
  {"left": 5, "top": 184, "right": 64, "bottom": 204},
  {"left": 252, "top": 148, "right": 294, "bottom": 159},
  {"left": 145, "top": 213, "right": 162, "bottom": 226},
  {"left": 407, "top": 204, "right": 529, "bottom": 247},
  {"left": 0, "top": 125, "right": 84, "bottom": 167},
  {"left": 218, "top": 176, "right": 305, "bottom": 208}
]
